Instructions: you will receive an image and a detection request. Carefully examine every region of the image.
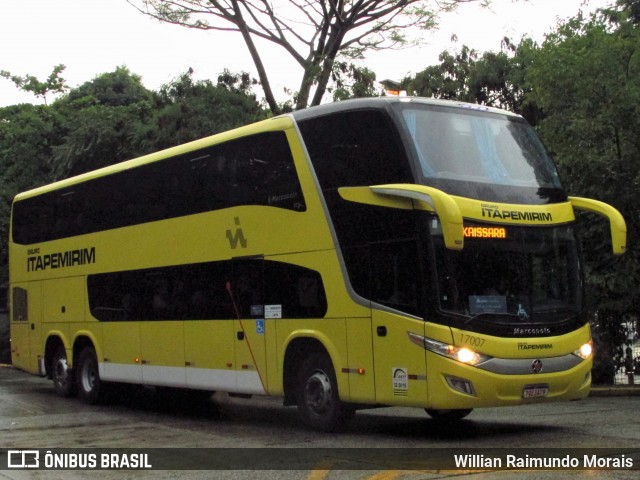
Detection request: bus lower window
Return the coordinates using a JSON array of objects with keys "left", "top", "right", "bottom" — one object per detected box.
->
[{"left": 87, "top": 260, "right": 327, "bottom": 322}]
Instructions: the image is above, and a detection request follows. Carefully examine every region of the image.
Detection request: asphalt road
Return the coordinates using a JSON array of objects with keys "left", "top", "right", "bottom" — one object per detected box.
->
[{"left": 1, "top": 364, "right": 639, "bottom": 479}]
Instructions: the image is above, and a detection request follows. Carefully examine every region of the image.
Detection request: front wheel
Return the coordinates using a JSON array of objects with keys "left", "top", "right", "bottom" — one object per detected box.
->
[
  {"left": 76, "top": 346, "right": 102, "bottom": 404},
  {"left": 297, "top": 352, "right": 354, "bottom": 432},
  {"left": 51, "top": 345, "right": 75, "bottom": 397},
  {"left": 425, "top": 408, "right": 473, "bottom": 421}
]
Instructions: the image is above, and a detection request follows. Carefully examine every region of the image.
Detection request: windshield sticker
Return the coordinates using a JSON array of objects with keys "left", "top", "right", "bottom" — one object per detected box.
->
[
  {"left": 264, "top": 304, "right": 282, "bottom": 319},
  {"left": 469, "top": 296, "right": 507, "bottom": 315}
]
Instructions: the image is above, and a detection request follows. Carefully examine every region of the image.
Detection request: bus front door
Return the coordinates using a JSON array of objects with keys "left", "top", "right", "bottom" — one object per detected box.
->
[{"left": 231, "top": 258, "right": 267, "bottom": 395}]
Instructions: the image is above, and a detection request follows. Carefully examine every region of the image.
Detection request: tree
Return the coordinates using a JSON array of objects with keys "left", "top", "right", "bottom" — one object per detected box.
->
[
  {"left": 129, "top": 0, "right": 491, "bottom": 113},
  {"left": 400, "top": 1, "right": 640, "bottom": 382},
  {"left": 62, "top": 65, "right": 153, "bottom": 108},
  {"left": 134, "top": 68, "right": 266, "bottom": 151},
  {"left": 49, "top": 67, "right": 156, "bottom": 178},
  {"left": 330, "top": 62, "right": 380, "bottom": 101},
  {"left": 404, "top": 36, "right": 542, "bottom": 123},
  {"left": 0, "top": 66, "right": 268, "bottom": 286},
  {"left": 45, "top": 66, "right": 267, "bottom": 178},
  {"left": 0, "top": 64, "right": 68, "bottom": 105},
  {"left": 524, "top": 3, "right": 640, "bottom": 316},
  {"left": 404, "top": 44, "right": 481, "bottom": 102},
  {"left": 0, "top": 104, "right": 59, "bottom": 283}
]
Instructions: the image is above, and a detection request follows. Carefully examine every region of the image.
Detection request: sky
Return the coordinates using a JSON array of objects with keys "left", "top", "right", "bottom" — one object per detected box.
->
[{"left": 0, "top": 0, "right": 613, "bottom": 107}]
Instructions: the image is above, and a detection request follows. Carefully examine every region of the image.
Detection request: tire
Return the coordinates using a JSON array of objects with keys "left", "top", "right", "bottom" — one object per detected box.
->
[
  {"left": 51, "top": 345, "right": 75, "bottom": 397},
  {"left": 76, "top": 346, "right": 102, "bottom": 405},
  {"left": 296, "top": 352, "right": 354, "bottom": 432},
  {"left": 425, "top": 408, "right": 473, "bottom": 421}
]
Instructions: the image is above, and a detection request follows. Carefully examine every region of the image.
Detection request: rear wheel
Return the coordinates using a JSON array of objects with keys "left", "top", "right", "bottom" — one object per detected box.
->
[
  {"left": 76, "top": 346, "right": 102, "bottom": 404},
  {"left": 51, "top": 345, "right": 75, "bottom": 397},
  {"left": 425, "top": 408, "right": 473, "bottom": 421},
  {"left": 297, "top": 352, "right": 354, "bottom": 432}
]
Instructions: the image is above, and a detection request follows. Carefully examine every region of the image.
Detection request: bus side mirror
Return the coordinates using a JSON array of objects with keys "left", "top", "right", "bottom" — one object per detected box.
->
[
  {"left": 339, "top": 183, "right": 464, "bottom": 250},
  {"left": 569, "top": 196, "right": 627, "bottom": 255}
]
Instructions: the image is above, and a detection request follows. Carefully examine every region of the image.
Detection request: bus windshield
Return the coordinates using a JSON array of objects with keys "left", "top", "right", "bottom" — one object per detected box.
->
[
  {"left": 431, "top": 220, "right": 582, "bottom": 325},
  {"left": 396, "top": 104, "right": 564, "bottom": 203}
]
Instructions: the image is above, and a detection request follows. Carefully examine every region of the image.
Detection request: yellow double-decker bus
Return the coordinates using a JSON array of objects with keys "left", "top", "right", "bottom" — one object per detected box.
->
[{"left": 9, "top": 97, "right": 626, "bottom": 431}]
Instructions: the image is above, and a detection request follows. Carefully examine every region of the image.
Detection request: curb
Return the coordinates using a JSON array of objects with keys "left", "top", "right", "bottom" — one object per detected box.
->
[{"left": 589, "top": 386, "right": 640, "bottom": 397}]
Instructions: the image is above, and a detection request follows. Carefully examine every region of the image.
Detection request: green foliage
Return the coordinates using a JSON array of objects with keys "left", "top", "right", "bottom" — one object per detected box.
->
[
  {"left": 330, "top": 62, "right": 381, "bottom": 101},
  {"left": 134, "top": 69, "right": 265, "bottom": 152},
  {"left": 404, "top": 38, "right": 542, "bottom": 122},
  {"left": 62, "top": 66, "right": 152, "bottom": 108},
  {"left": 0, "top": 66, "right": 268, "bottom": 284},
  {"left": 48, "top": 67, "right": 155, "bottom": 178},
  {"left": 526, "top": 4, "right": 640, "bottom": 316},
  {"left": 404, "top": 1, "right": 640, "bottom": 382},
  {"left": 591, "top": 308, "right": 630, "bottom": 384},
  {"left": 131, "top": 0, "right": 489, "bottom": 112},
  {"left": 0, "top": 104, "right": 59, "bottom": 282},
  {"left": 0, "top": 64, "right": 68, "bottom": 105}
]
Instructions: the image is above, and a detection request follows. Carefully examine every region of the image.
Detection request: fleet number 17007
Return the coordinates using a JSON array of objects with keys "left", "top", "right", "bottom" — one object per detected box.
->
[{"left": 460, "top": 334, "right": 485, "bottom": 347}]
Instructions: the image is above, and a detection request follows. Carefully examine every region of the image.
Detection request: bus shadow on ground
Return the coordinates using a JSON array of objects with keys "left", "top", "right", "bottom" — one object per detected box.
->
[
  {"left": 349, "top": 410, "right": 561, "bottom": 441},
  {"left": 93, "top": 383, "right": 563, "bottom": 441},
  {"left": 97, "top": 384, "right": 302, "bottom": 428}
]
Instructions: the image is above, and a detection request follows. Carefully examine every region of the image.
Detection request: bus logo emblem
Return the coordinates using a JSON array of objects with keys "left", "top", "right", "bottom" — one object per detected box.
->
[
  {"left": 226, "top": 217, "right": 248, "bottom": 249},
  {"left": 531, "top": 359, "right": 543, "bottom": 374}
]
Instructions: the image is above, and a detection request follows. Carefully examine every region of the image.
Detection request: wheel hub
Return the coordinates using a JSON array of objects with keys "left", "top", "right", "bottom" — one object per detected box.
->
[
  {"left": 81, "top": 363, "right": 95, "bottom": 392},
  {"left": 304, "top": 370, "right": 332, "bottom": 414},
  {"left": 54, "top": 357, "right": 69, "bottom": 386}
]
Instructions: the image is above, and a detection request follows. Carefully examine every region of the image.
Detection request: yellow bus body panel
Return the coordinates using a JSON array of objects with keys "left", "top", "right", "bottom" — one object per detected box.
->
[
  {"left": 8, "top": 107, "right": 598, "bottom": 419},
  {"left": 426, "top": 353, "right": 592, "bottom": 410},
  {"left": 451, "top": 323, "right": 592, "bottom": 359}
]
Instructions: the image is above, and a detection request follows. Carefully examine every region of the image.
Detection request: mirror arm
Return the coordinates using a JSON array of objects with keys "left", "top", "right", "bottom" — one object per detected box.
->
[{"left": 569, "top": 196, "right": 627, "bottom": 255}]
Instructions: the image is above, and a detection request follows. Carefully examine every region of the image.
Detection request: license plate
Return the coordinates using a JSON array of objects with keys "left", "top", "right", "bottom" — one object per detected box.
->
[{"left": 523, "top": 384, "right": 549, "bottom": 398}]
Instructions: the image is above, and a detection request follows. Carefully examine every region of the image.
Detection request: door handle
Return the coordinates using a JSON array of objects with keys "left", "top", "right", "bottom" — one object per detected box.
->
[
  {"left": 376, "top": 326, "right": 387, "bottom": 337},
  {"left": 237, "top": 331, "right": 245, "bottom": 341}
]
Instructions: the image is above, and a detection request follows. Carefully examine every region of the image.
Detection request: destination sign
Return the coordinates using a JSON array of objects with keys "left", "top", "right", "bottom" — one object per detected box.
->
[{"left": 463, "top": 226, "right": 507, "bottom": 239}]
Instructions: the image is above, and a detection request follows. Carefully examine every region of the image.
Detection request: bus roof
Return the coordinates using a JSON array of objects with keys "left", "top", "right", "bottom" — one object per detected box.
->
[
  {"left": 14, "top": 97, "right": 518, "bottom": 202},
  {"left": 13, "top": 115, "right": 295, "bottom": 202},
  {"left": 289, "top": 96, "right": 521, "bottom": 122}
]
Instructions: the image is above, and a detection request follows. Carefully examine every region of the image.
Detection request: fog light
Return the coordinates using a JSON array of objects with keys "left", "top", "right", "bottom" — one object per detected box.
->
[{"left": 445, "top": 375, "right": 476, "bottom": 396}]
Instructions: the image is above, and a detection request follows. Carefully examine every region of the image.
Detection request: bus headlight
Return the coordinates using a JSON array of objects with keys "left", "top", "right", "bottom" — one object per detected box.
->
[
  {"left": 409, "top": 333, "right": 492, "bottom": 366},
  {"left": 573, "top": 341, "right": 593, "bottom": 360}
]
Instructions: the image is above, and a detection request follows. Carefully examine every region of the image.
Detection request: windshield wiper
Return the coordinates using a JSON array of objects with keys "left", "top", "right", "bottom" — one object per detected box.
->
[{"left": 465, "top": 312, "right": 519, "bottom": 325}]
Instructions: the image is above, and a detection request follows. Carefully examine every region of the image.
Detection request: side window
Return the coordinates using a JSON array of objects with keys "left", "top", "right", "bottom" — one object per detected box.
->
[
  {"left": 298, "top": 109, "right": 420, "bottom": 315},
  {"left": 87, "top": 260, "right": 327, "bottom": 321},
  {"left": 263, "top": 262, "right": 327, "bottom": 318},
  {"left": 368, "top": 240, "right": 420, "bottom": 316},
  {"left": 231, "top": 259, "right": 264, "bottom": 319},
  {"left": 12, "top": 287, "right": 28, "bottom": 322},
  {"left": 12, "top": 132, "right": 305, "bottom": 245},
  {"left": 88, "top": 263, "right": 234, "bottom": 322},
  {"left": 299, "top": 109, "right": 412, "bottom": 190},
  {"left": 221, "top": 132, "right": 306, "bottom": 211},
  {"left": 339, "top": 208, "right": 422, "bottom": 316}
]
